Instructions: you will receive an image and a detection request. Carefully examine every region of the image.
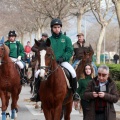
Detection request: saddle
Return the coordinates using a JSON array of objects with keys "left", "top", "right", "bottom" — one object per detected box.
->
[{"left": 61, "top": 66, "right": 72, "bottom": 89}]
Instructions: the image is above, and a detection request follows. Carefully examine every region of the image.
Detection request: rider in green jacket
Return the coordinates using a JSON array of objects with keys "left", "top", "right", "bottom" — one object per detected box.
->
[
  {"left": 5, "top": 30, "right": 26, "bottom": 85},
  {"left": 31, "top": 18, "right": 80, "bottom": 102}
]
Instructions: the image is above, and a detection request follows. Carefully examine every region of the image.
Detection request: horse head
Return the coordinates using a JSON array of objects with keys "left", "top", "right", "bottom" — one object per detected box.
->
[
  {"left": 83, "top": 44, "right": 94, "bottom": 64},
  {"left": 34, "top": 38, "right": 56, "bottom": 79},
  {"left": 76, "top": 44, "right": 94, "bottom": 80},
  {"left": 0, "top": 37, "right": 10, "bottom": 65}
]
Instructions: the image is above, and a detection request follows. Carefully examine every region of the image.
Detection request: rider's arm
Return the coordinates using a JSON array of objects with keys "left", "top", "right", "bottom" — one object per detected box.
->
[
  {"left": 19, "top": 43, "right": 25, "bottom": 58},
  {"left": 61, "top": 36, "right": 73, "bottom": 62}
]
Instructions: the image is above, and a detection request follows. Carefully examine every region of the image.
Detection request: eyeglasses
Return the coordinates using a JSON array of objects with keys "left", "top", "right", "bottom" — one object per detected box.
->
[{"left": 98, "top": 73, "right": 108, "bottom": 77}]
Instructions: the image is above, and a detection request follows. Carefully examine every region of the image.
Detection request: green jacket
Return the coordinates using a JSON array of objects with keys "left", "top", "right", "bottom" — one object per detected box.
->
[
  {"left": 77, "top": 76, "right": 92, "bottom": 99},
  {"left": 5, "top": 40, "right": 25, "bottom": 58},
  {"left": 49, "top": 33, "right": 73, "bottom": 62}
]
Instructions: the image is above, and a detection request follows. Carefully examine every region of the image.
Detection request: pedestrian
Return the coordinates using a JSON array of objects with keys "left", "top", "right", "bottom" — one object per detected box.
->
[
  {"left": 113, "top": 53, "right": 119, "bottom": 64},
  {"left": 84, "top": 65, "right": 119, "bottom": 120},
  {"left": 76, "top": 64, "right": 94, "bottom": 120},
  {"left": 24, "top": 41, "right": 31, "bottom": 63}
]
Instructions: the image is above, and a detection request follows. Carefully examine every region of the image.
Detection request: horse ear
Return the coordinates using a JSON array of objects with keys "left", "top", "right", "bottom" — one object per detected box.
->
[
  {"left": 34, "top": 39, "right": 40, "bottom": 47},
  {"left": 46, "top": 38, "right": 51, "bottom": 47},
  {"left": 0, "top": 36, "right": 4, "bottom": 46}
]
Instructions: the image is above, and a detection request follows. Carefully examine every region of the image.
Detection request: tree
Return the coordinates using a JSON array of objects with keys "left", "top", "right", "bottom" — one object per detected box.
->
[
  {"left": 90, "top": 0, "right": 115, "bottom": 64},
  {"left": 70, "top": 0, "right": 91, "bottom": 33},
  {"left": 112, "top": 0, "right": 120, "bottom": 63}
]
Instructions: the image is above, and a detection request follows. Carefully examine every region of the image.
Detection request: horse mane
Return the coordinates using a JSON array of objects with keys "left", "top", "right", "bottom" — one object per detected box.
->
[{"left": 4, "top": 44, "right": 10, "bottom": 55}]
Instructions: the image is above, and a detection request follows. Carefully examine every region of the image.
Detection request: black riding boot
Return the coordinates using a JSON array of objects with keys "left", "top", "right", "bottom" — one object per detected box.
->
[
  {"left": 30, "top": 77, "right": 41, "bottom": 102},
  {"left": 20, "top": 69, "right": 26, "bottom": 85},
  {"left": 72, "top": 77, "right": 80, "bottom": 101}
]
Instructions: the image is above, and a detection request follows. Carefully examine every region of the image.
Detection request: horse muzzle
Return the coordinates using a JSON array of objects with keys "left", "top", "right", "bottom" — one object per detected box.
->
[{"left": 39, "top": 69, "right": 46, "bottom": 78}]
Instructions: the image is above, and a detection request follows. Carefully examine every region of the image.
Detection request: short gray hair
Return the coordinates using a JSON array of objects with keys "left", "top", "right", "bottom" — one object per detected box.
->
[{"left": 98, "top": 65, "right": 109, "bottom": 73}]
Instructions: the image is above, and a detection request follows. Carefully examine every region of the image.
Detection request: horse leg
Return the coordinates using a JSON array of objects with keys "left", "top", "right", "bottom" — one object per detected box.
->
[
  {"left": 64, "top": 102, "right": 73, "bottom": 120},
  {"left": 53, "top": 105, "right": 63, "bottom": 120},
  {"left": 42, "top": 104, "right": 52, "bottom": 120},
  {"left": 1, "top": 91, "right": 7, "bottom": 120},
  {"left": 5, "top": 92, "right": 10, "bottom": 108},
  {"left": 60, "top": 106, "right": 65, "bottom": 120},
  {"left": 5, "top": 92, "right": 10, "bottom": 119},
  {"left": 11, "top": 90, "right": 20, "bottom": 119},
  {"left": 30, "top": 81, "right": 33, "bottom": 93}
]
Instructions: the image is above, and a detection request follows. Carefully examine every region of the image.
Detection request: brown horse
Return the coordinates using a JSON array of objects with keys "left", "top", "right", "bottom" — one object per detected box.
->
[
  {"left": 76, "top": 45, "right": 94, "bottom": 80},
  {"left": 0, "top": 44, "right": 22, "bottom": 119},
  {"left": 35, "top": 39, "right": 73, "bottom": 120}
]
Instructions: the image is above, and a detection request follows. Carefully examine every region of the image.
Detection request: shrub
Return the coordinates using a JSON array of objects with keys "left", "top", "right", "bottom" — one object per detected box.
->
[{"left": 115, "top": 81, "right": 120, "bottom": 95}]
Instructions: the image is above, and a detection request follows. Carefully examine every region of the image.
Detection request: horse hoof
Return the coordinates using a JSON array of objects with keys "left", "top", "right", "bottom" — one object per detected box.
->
[{"left": 6, "top": 112, "right": 10, "bottom": 120}]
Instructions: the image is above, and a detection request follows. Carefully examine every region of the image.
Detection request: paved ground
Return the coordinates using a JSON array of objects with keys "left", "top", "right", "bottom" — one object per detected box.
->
[{"left": 0, "top": 85, "right": 120, "bottom": 120}]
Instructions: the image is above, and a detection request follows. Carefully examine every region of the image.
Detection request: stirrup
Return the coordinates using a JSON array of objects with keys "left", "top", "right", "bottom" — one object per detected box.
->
[
  {"left": 73, "top": 93, "right": 80, "bottom": 101},
  {"left": 20, "top": 78, "right": 26, "bottom": 85},
  {"left": 30, "top": 94, "right": 37, "bottom": 101}
]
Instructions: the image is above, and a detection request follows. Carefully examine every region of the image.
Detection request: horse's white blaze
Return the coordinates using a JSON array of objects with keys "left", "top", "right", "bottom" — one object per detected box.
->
[{"left": 40, "top": 50, "right": 46, "bottom": 78}]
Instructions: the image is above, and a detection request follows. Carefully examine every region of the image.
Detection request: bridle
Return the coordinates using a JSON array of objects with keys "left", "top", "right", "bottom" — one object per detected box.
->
[{"left": 39, "top": 50, "right": 59, "bottom": 80}]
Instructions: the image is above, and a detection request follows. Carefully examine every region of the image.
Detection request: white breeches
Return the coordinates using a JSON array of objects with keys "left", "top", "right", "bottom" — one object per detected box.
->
[
  {"left": 61, "top": 62, "right": 76, "bottom": 78},
  {"left": 10, "top": 57, "right": 24, "bottom": 69},
  {"left": 35, "top": 62, "right": 76, "bottom": 79}
]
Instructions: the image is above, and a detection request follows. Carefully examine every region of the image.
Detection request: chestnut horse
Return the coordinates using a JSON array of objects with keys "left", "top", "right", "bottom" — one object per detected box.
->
[
  {"left": 0, "top": 42, "right": 21, "bottom": 120},
  {"left": 35, "top": 39, "right": 73, "bottom": 120},
  {"left": 76, "top": 45, "right": 94, "bottom": 80}
]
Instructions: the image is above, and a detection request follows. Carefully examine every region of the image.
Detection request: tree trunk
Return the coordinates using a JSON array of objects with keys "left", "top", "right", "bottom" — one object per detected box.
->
[
  {"left": 77, "top": 14, "right": 82, "bottom": 33},
  {"left": 37, "top": 27, "right": 41, "bottom": 40},
  {"left": 41, "top": 27, "right": 45, "bottom": 33},
  {"left": 113, "top": 1, "right": 120, "bottom": 63},
  {"left": 29, "top": 32, "right": 32, "bottom": 43},
  {"left": 96, "top": 26, "right": 106, "bottom": 64},
  {"left": 21, "top": 33, "right": 24, "bottom": 46}
]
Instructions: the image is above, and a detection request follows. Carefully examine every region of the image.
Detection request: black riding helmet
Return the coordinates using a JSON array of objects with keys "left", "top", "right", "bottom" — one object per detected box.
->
[
  {"left": 8, "top": 30, "right": 17, "bottom": 37},
  {"left": 50, "top": 18, "right": 62, "bottom": 28}
]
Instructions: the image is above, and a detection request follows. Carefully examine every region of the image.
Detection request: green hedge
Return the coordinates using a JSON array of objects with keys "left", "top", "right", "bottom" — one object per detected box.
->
[
  {"left": 115, "top": 81, "right": 120, "bottom": 95},
  {"left": 96, "top": 64, "right": 120, "bottom": 81}
]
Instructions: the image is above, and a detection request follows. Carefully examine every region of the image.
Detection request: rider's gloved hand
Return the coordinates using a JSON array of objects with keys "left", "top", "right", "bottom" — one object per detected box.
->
[
  {"left": 17, "top": 56, "right": 21, "bottom": 61},
  {"left": 57, "top": 57, "right": 64, "bottom": 64}
]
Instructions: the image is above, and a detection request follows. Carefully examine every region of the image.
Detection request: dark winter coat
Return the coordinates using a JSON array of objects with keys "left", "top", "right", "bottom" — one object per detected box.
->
[{"left": 84, "top": 76, "right": 119, "bottom": 120}]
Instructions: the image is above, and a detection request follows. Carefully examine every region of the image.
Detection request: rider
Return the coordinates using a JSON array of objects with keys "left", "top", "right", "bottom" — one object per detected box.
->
[
  {"left": 72, "top": 33, "right": 97, "bottom": 75},
  {"left": 72, "top": 33, "right": 86, "bottom": 68},
  {"left": 5, "top": 30, "right": 26, "bottom": 85},
  {"left": 30, "top": 18, "right": 80, "bottom": 102}
]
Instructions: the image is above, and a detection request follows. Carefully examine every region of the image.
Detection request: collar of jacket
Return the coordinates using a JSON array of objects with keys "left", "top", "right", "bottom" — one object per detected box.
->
[
  {"left": 52, "top": 31, "right": 62, "bottom": 39},
  {"left": 10, "top": 41, "right": 16, "bottom": 43},
  {"left": 77, "top": 41, "right": 85, "bottom": 47}
]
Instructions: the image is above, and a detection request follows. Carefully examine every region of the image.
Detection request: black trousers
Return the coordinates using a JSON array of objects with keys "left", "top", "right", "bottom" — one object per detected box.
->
[
  {"left": 81, "top": 99, "right": 89, "bottom": 120},
  {"left": 95, "top": 112, "right": 105, "bottom": 120}
]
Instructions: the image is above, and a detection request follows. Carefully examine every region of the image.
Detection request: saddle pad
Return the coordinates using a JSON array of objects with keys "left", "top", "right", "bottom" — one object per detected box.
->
[{"left": 62, "top": 68, "right": 71, "bottom": 89}]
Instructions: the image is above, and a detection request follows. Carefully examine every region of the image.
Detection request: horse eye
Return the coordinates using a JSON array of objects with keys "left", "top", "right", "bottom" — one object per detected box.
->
[
  {"left": 46, "top": 54, "right": 51, "bottom": 57},
  {"left": 1, "top": 48, "right": 4, "bottom": 50}
]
